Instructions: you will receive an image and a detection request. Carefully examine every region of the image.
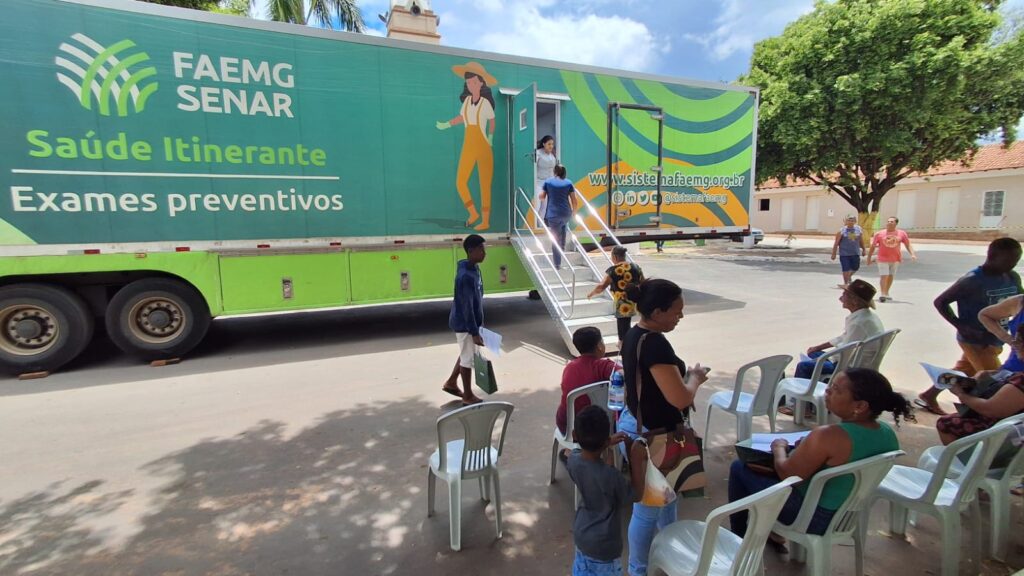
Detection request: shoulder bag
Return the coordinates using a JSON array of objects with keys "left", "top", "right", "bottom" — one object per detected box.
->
[{"left": 634, "top": 333, "right": 706, "bottom": 497}]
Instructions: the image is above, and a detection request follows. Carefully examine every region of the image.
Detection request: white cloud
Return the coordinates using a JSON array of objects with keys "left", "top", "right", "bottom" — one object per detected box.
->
[
  {"left": 448, "top": 3, "right": 662, "bottom": 72},
  {"left": 684, "top": 0, "right": 813, "bottom": 61}
]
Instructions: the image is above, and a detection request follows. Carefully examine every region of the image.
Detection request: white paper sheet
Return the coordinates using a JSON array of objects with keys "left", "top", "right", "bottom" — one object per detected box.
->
[
  {"left": 479, "top": 327, "right": 503, "bottom": 357},
  {"left": 919, "top": 362, "right": 966, "bottom": 390},
  {"left": 749, "top": 430, "right": 812, "bottom": 453}
]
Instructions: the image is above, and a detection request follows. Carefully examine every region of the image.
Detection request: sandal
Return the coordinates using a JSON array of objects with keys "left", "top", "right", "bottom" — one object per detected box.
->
[
  {"left": 913, "top": 398, "right": 949, "bottom": 416},
  {"left": 441, "top": 385, "right": 463, "bottom": 398}
]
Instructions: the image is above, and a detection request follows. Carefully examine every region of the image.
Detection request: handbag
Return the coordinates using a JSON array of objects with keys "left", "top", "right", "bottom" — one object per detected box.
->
[
  {"left": 637, "top": 438, "right": 678, "bottom": 507},
  {"left": 473, "top": 350, "right": 498, "bottom": 394},
  {"left": 634, "top": 333, "right": 707, "bottom": 497}
]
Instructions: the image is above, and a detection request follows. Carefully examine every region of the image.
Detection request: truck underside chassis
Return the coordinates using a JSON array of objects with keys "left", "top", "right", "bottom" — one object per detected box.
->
[{"left": 0, "top": 277, "right": 210, "bottom": 374}]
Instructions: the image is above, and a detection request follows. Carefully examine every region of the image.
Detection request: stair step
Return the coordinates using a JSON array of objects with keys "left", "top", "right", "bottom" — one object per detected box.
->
[
  {"left": 563, "top": 315, "right": 616, "bottom": 327},
  {"left": 555, "top": 299, "right": 613, "bottom": 318}
]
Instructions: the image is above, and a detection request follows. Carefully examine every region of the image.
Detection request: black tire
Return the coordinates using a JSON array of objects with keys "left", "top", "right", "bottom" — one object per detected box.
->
[
  {"left": 0, "top": 283, "right": 94, "bottom": 374},
  {"left": 105, "top": 278, "right": 210, "bottom": 360}
]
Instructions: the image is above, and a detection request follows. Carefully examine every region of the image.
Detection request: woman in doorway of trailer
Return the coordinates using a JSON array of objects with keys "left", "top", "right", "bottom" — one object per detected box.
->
[
  {"left": 539, "top": 164, "right": 579, "bottom": 270},
  {"left": 534, "top": 135, "right": 558, "bottom": 220},
  {"left": 436, "top": 62, "right": 498, "bottom": 232}
]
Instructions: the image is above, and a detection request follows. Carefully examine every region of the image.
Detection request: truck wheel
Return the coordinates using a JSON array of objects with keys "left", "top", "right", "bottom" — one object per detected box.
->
[
  {"left": 0, "top": 283, "right": 94, "bottom": 374},
  {"left": 106, "top": 278, "right": 210, "bottom": 360}
]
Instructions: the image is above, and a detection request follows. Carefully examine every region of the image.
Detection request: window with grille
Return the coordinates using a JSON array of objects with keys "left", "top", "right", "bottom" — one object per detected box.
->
[{"left": 983, "top": 191, "right": 1005, "bottom": 217}]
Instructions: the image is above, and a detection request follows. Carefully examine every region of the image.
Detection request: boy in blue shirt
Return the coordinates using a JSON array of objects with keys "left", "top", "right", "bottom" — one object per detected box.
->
[
  {"left": 442, "top": 234, "right": 486, "bottom": 406},
  {"left": 568, "top": 406, "right": 646, "bottom": 576},
  {"left": 831, "top": 215, "right": 865, "bottom": 287},
  {"left": 917, "top": 237, "right": 1022, "bottom": 415}
]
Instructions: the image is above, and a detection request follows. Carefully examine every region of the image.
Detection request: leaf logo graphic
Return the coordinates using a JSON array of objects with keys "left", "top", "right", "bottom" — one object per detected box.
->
[{"left": 55, "top": 33, "right": 158, "bottom": 116}]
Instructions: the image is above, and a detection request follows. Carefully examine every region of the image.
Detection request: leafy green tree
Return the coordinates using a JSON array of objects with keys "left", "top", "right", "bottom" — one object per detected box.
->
[
  {"left": 744, "top": 0, "right": 1024, "bottom": 233},
  {"left": 139, "top": 0, "right": 364, "bottom": 31}
]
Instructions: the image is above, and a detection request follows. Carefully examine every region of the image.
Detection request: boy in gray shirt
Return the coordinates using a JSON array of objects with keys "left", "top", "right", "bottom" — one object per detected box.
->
[{"left": 567, "top": 406, "right": 646, "bottom": 575}]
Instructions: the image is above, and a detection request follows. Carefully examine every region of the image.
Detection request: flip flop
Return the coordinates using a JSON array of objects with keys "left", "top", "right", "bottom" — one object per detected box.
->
[
  {"left": 461, "top": 397, "right": 483, "bottom": 406},
  {"left": 913, "top": 398, "right": 949, "bottom": 416},
  {"left": 441, "top": 385, "right": 463, "bottom": 398}
]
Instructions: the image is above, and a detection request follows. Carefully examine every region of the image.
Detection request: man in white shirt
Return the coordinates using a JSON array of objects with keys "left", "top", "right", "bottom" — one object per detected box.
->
[{"left": 794, "top": 279, "right": 885, "bottom": 379}]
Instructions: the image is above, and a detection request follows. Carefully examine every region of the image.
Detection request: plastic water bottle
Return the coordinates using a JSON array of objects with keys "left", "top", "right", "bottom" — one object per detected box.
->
[{"left": 608, "top": 362, "right": 625, "bottom": 411}]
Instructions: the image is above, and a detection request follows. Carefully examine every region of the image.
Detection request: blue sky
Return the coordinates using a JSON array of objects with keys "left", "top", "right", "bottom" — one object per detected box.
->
[
  {"left": 323, "top": 0, "right": 1023, "bottom": 135},
  {"left": 353, "top": 0, "right": 1022, "bottom": 86}
]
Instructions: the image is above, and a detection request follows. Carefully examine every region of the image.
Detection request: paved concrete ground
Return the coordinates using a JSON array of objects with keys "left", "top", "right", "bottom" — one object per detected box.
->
[{"left": 1, "top": 236, "right": 1022, "bottom": 576}]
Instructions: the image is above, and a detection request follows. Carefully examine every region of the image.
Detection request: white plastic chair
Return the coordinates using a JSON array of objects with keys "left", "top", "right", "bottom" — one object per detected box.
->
[
  {"left": 648, "top": 476, "right": 801, "bottom": 576},
  {"left": 427, "top": 401, "right": 513, "bottom": 551},
  {"left": 848, "top": 329, "right": 900, "bottom": 371},
  {"left": 773, "top": 342, "right": 859, "bottom": 427},
  {"left": 862, "top": 420, "right": 1016, "bottom": 576},
  {"left": 703, "top": 355, "right": 792, "bottom": 447},
  {"left": 550, "top": 381, "right": 616, "bottom": 506},
  {"left": 915, "top": 414, "right": 1024, "bottom": 561},
  {"left": 773, "top": 450, "right": 904, "bottom": 576}
]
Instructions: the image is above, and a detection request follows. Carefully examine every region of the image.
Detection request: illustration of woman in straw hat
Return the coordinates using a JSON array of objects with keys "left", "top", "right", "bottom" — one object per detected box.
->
[{"left": 436, "top": 61, "right": 497, "bottom": 231}]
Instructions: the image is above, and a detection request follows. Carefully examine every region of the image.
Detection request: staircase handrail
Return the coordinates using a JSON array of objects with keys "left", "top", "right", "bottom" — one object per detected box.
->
[
  {"left": 513, "top": 187, "right": 576, "bottom": 319},
  {"left": 573, "top": 189, "right": 637, "bottom": 269}
]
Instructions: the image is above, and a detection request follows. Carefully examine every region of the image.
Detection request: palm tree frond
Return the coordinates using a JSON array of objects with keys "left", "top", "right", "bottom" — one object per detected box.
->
[
  {"left": 307, "top": 0, "right": 365, "bottom": 32},
  {"left": 266, "top": 0, "right": 304, "bottom": 24}
]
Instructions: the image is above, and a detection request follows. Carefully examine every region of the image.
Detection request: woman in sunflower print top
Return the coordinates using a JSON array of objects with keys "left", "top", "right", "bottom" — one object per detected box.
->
[{"left": 588, "top": 245, "right": 645, "bottom": 348}]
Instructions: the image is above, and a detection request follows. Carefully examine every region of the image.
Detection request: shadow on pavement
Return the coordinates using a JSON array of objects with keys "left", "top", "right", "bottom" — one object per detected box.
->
[
  {"left": 2, "top": 384, "right": 1021, "bottom": 575},
  {"left": 0, "top": 389, "right": 584, "bottom": 576}
]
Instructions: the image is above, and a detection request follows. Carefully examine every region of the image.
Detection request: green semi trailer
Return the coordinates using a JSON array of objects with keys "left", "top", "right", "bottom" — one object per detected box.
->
[{"left": 0, "top": 0, "right": 758, "bottom": 374}]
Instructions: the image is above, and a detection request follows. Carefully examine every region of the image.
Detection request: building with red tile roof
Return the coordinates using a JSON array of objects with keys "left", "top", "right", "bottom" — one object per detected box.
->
[{"left": 753, "top": 142, "right": 1024, "bottom": 238}]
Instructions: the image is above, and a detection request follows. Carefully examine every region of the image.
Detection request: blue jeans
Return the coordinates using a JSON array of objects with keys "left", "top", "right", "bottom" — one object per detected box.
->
[
  {"left": 727, "top": 460, "right": 835, "bottom": 536},
  {"left": 795, "top": 350, "right": 835, "bottom": 379},
  {"left": 545, "top": 217, "right": 568, "bottom": 269},
  {"left": 617, "top": 407, "right": 678, "bottom": 576},
  {"left": 573, "top": 549, "right": 623, "bottom": 576}
]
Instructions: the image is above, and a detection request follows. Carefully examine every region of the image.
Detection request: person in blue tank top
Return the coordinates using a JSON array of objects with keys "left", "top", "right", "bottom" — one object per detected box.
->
[
  {"left": 539, "top": 164, "right": 578, "bottom": 270},
  {"left": 831, "top": 215, "right": 866, "bottom": 288},
  {"left": 728, "top": 368, "right": 913, "bottom": 550},
  {"left": 917, "top": 238, "right": 1022, "bottom": 415},
  {"left": 978, "top": 293, "right": 1024, "bottom": 373}
]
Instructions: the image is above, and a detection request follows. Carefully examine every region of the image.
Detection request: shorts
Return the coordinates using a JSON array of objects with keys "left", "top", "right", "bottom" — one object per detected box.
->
[
  {"left": 456, "top": 332, "right": 477, "bottom": 368},
  {"left": 877, "top": 261, "right": 900, "bottom": 276},
  {"left": 839, "top": 254, "right": 860, "bottom": 272},
  {"left": 573, "top": 549, "right": 623, "bottom": 576}
]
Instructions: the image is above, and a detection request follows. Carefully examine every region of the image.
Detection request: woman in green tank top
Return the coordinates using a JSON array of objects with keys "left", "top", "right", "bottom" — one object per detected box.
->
[{"left": 728, "top": 369, "right": 915, "bottom": 547}]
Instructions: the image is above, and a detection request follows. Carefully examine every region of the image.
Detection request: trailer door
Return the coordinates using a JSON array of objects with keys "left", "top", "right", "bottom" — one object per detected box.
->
[
  {"left": 606, "top": 103, "right": 664, "bottom": 230},
  {"left": 510, "top": 84, "right": 536, "bottom": 224}
]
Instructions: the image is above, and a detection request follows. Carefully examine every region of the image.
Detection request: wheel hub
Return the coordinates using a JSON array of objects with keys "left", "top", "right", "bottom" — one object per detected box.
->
[
  {"left": 1, "top": 305, "right": 58, "bottom": 354},
  {"left": 129, "top": 297, "right": 185, "bottom": 343}
]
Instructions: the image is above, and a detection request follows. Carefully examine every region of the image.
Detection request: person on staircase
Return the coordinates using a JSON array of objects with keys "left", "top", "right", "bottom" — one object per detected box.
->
[
  {"left": 588, "top": 246, "right": 644, "bottom": 350},
  {"left": 539, "top": 164, "right": 578, "bottom": 270}
]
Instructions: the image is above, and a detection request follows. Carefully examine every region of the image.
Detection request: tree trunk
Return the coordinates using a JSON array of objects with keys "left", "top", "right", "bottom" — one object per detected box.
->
[{"left": 858, "top": 211, "right": 878, "bottom": 240}]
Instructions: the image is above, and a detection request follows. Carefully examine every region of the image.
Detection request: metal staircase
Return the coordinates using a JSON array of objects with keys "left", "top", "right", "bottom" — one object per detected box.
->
[{"left": 511, "top": 187, "right": 633, "bottom": 355}]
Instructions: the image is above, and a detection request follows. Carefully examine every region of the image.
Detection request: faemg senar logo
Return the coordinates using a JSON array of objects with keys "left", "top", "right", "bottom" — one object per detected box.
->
[{"left": 55, "top": 33, "right": 158, "bottom": 117}]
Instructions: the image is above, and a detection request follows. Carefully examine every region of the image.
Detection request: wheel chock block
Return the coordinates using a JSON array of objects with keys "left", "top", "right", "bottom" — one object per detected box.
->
[
  {"left": 18, "top": 371, "right": 50, "bottom": 380},
  {"left": 150, "top": 358, "right": 182, "bottom": 367}
]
